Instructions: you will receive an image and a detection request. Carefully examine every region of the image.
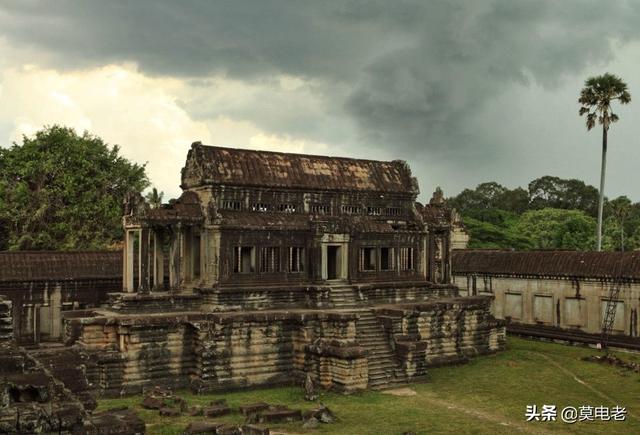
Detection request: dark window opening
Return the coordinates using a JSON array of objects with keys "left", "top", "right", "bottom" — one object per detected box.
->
[
  {"left": 380, "top": 247, "right": 393, "bottom": 270},
  {"left": 222, "top": 200, "right": 241, "bottom": 210},
  {"left": 399, "top": 247, "right": 414, "bottom": 270},
  {"left": 311, "top": 204, "right": 331, "bottom": 215},
  {"left": 278, "top": 204, "right": 297, "bottom": 213},
  {"left": 234, "top": 247, "right": 255, "bottom": 273},
  {"left": 327, "top": 245, "right": 341, "bottom": 279},
  {"left": 192, "top": 235, "right": 201, "bottom": 278},
  {"left": 260, "top": 247, "right": 280, "bottom": 273},
  {"left": 341, "top": 205, "right": 361, "bottom": 215},
  {"left": 289, "top": 247, "right": 305, "bottom": 272},
  {"left": 360, "top": 247, "right": 376, "bottom": 271},
  {"left": 251, "top": 203, "right": 273, "bottom": 212}
]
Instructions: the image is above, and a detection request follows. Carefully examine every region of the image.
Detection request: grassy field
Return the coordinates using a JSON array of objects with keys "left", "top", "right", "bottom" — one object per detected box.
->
[{"left": 97, "top": 337, "right": 640, "bottom": 434}]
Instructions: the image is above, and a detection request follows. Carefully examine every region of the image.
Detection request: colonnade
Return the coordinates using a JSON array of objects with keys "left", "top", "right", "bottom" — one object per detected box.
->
[{"left": 122, "top": 224, "right": 201, "bottom": 293}]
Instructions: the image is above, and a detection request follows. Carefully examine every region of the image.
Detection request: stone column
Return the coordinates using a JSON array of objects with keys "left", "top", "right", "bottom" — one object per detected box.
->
[
  {"left": 169, "top": 227, "right": 181, "bottom": 290},
  {"left": 153, "top": 229, "right": 165, "bottom": 291},
  {"left": 124, "top": 230, "right": 135, "bottom": 292},
  {"left": 138, "top": 227, "right": 150, "bottom": 292},
  {"left": 179, "top": 225, "right": 187, "bottom": 285}
]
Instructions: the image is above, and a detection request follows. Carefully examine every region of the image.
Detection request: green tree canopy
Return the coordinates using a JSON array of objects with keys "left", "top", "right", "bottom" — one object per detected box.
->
[
  {"left": 528, "top": 176, "right": 600, "bottom": 216},
  {"left": 0, "top": 125, "right": 149, "bottom": 250},
  {"left": 515, "top": 208, "right": 596, "bottom": 250}
]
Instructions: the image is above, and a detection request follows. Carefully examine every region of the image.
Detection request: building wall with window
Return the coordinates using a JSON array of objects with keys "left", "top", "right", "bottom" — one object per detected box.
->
[
  {"left": 452, "top": 250, "right": 640, "bottom": 338},
  {"left": 122, "top": 143, "right": 457, "bottom": 296},
  {"left": 0, "top": 251, "right": 121, "bottom": 344}
]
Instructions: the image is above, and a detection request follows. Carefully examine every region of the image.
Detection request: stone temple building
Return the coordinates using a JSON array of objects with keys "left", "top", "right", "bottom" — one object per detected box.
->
[{"left": 60, "top": 143, "right": 504, "bottom": 395}]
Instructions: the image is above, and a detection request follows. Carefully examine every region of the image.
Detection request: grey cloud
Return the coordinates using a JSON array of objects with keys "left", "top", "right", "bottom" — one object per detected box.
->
[{"left": 2, "top": 1, "right": 640, "bottom": 198}]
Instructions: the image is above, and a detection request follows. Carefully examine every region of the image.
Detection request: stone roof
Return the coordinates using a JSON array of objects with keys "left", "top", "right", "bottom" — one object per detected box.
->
[
  {"left": 181, "top": 142, "right": 419, "bottom": 194},
  {"left": 452, "top": 250, "right": 640, "bottom": 280},
  {"left": 0, "top": 251, "right": 121, "bottom": 282}
]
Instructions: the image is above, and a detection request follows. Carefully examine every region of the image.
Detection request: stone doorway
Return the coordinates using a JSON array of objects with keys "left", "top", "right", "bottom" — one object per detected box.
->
[{"left": 327, "top": 245, "right": 341, "bottom": 280}]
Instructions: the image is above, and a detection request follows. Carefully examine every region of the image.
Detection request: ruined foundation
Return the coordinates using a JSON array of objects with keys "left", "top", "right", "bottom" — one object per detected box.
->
[{"left": 63, "top": 288, "right": 504, "bottom": 397}]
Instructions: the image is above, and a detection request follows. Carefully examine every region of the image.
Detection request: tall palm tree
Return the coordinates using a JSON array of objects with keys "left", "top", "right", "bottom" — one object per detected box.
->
[
  {"left": 579, "top": 73, "right": 631, "bottom": 251},
  {"left": 145, "top": 187, "right": 164, "bottom": 209}
]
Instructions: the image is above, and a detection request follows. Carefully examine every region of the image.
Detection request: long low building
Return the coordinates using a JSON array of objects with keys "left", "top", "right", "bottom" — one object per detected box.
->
[
  {"left": 452, "top": 249, "right": 640, "bottom": 339},
  {"left": 0, "top": 251, "right": 122, "bottom": 344}
]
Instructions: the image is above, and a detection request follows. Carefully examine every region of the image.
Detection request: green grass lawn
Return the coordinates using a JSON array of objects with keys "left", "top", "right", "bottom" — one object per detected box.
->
[{"left": 97, "top": 337, "right": 640, "bottom": 434}]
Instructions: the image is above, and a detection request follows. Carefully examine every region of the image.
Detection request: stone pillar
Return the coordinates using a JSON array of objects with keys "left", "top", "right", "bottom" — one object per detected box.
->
[
  {"left": 153, "top": 229, "right": 165, "bottom": 291},
  {"left": 138, "top": 227, "right": 150, "bottom": 292},
  {"left": 179, "top": 225, "right": 190, "bottom": 285},
  {"left": 169, "top": 226, "right": 181, "bottom": 290},
  {"left": 124, "top": 230, "right": 135, "bottom": 292}
]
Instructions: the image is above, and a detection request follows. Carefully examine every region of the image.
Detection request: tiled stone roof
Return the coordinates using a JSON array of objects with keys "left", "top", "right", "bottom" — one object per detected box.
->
[
  {"left": 0, "top": 251, "right": 121, "bottom": 282},
  {"left": 452, "top": 249, "right": 640, "bottom": 280},
  {"left": 181, "top": 142, "right": 419, "bottom": 194}
]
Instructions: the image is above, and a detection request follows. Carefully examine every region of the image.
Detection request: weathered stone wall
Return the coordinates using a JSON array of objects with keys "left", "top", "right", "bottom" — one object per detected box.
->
[
  {"left": 64, "top": 310, "right": 370, "bottom": 396},
  {"left": 63, "top": 293, "right": 504, "bottom": 396},
  {"left": 454, "top": 274, "right": 640, "bottom": 337},
  {"left": 0, "top": 279, "right": 120, "bottom": 344},
  {"left": 201, "top": 281, "right": 458, "bottom": 311},
  {"left": 377, "top": 296, "right": 505, "bottom": 381},
  {"left": 0, "top": 251, "right": 123, "bottom": 344},
  {"left": 0, "top": 296, "right": 12, "bottom": 343}
]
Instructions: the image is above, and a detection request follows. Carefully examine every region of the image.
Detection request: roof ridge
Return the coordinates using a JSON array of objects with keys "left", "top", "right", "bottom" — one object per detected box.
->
[{"left": 193, "top": 142, "right": 404, "bottom": 165}]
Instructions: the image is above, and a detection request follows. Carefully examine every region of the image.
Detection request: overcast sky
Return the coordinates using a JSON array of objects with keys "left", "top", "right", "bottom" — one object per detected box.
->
[{"left": 1, "top": 1, "right": 640, "bottom": 202}]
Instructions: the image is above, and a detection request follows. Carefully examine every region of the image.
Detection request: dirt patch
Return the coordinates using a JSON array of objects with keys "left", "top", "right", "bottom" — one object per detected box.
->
[{"left": 381, "top": 387, "right": 418, "bottom": 397}]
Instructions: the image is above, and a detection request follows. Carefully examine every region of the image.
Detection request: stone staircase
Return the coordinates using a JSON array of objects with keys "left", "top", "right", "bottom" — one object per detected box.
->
[
  {"left": 329, "top": 284, "right": 360, "bottom": 308},
  {"left": 355, "top": 309, "right": 405, "bottom": 390}
]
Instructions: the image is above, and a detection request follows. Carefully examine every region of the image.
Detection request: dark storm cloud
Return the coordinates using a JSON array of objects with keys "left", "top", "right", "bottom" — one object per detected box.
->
[{"left": 2, "top": 0, "right": 640, "bottom": 193}]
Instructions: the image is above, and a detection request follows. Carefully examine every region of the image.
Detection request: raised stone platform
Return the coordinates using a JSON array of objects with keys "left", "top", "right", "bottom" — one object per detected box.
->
[{"left": 62, "top": 293, "right": 505, "bottom": 396}]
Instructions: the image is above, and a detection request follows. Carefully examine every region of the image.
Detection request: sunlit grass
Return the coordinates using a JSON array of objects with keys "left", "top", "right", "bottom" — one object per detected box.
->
[{"left": 98, "top": 337, "right": 640, "bottom": 434}]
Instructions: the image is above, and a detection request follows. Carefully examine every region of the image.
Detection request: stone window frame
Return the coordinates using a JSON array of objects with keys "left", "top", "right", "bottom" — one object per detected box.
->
[
  {"left": 367, "top": 206, "right": 382, "bottom": 216},
  {"left": 277, "top": 203, "right": 298, "bottom": 213},
  {"left": 341, "top": 205, "right": 362, "bottom": 215},
  {"left": 359, "top": 247, "right": 377, "bottom": 272},
  {"left": 399, "top": 247, "right": 414, "bottom": 271},
  {"left": 233, "top": 246, "right": 256, "bottom": 273},
  {"left": 260, "top": 246, "right": 281, "bottom": 273},
  {"left": 221, "top": 200, "right": 242, "bottom": 211},
  {"left": 386, "top": 207, "right": 403, "bottom": 217},
  {"left": 310, "top": 204, "right": 331, "bottom": 215},
  {"left": 289, "top": 246, "right": 305, "bottom": 273},
  {"left": 379, "top": 247, "right": 395, "bottom": 271},
  {"left": 251, "top": 203, "right": 273, "bottom": 212}
]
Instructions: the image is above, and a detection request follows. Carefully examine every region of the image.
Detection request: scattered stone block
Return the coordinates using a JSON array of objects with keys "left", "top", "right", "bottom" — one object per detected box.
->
[
  {"left": 257, "top": 406, "right": 302, "bottom": 423},
  {"left": 90, "top": 407, "right": 146, "bottom": 434},
  {"left": 184, "top": 421, "right": 224, "bottom": 434},
  {"left": 239, "top": 402, "right": 270, "bottom": 416},
  {"left": 203, "top": 404, "right": 232, "bottom": 418},
  {"left": 303, "top": 404, "right": 336, "bottom": 424},
  {"left": 159, "top": 406, "right": 181, "bottom": 417},
  {"left": 241, "top": 425, "right": 270, "bottom": 435},
  {"left": 141, "top": 395, "right": 164, "bottom": 410}
]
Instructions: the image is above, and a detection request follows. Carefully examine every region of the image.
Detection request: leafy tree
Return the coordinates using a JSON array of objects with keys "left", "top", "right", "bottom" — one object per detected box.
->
[
  {"left": 605, "top": 196, "right": 632, "bottom": 251},
  {"left": 0, "top": 125, "right": 149, "bottom": 250},
  {"left": 464, "top": 216, "right": 533, "bottom": 250},
  {"left": 449, "top": 182, "right": 529, "bottom": 214},
  {"left": 528, "top": 176, "right": 599, "bottom": 216},
  {"left": 145, "top": 187, "right": 164, "bottom": 209},
  {"left": 498, "top": 187, "right": 530, "bottom": 214},
  {"left": 515, "top": 208, "right": 596, "bottom": 250},
  {"left": 578, "top": 73, "right": 631, "bottom": 250}
]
